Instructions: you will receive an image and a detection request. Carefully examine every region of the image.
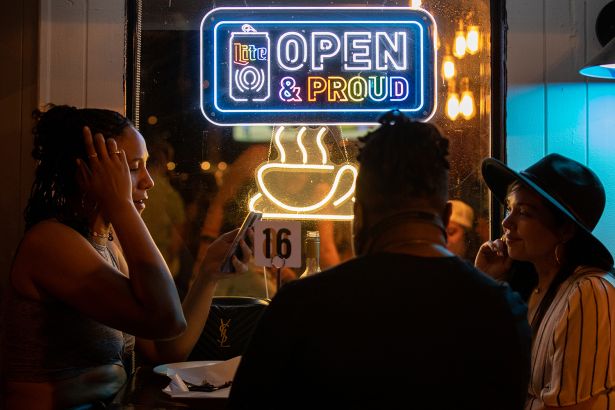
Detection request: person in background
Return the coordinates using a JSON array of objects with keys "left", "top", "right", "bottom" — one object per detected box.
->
[
  {"left": 0, "top": 105, "right": 250, "bottom": 409},
  {"left": 193, "top": 143, "right": 286, "bottom": 297},
  {"left": 475, "top": 153, "right": 615, "bottom": 410},
  {"left": 194, "top": 126, "right": 354, "bottom": 296},
  {"left": 446, "top": 199, "right": 475, "bottom": 260},
  {"left": 141, "top": 140, "right": 186, "bottom": 278},
  {"left": 228, "top": 110, "right": 531, "bottom": 410}
]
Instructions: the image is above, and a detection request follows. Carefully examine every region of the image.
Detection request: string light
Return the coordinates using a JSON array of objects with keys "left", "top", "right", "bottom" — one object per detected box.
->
[
  {"left": 453, "top": 32, "right": 466, "bottom": 58},
  {"left": 444, "top": 17, "right": 480, "bottom": 120},
  {"left": 460, "top": 91, "right": 475, "bottom": 119},
  {"left": 459, "top": 77, "right": 475, "bottom": 120},
  {"left": 442, "top": 55, "right": 455, "bottom": 80},
  {"left": 446, "top": 93, "right": 460, "bottom": 120},
  {"left": 466, "top": 26, "right": 480, "bottom": 54},
  {"left": 453, "top": 21, "right": 466, "bottom": 58}
]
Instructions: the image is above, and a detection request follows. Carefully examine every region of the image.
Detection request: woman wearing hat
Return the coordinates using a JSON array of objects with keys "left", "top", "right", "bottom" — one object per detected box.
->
[{"left": 475, "top": 153, "right": 615, "bottom": 410}]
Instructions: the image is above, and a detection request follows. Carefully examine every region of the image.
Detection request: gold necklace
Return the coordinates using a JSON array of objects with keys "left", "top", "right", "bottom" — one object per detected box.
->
[{"left": 89, "top": 229, "right": 113, "bottom": 242}]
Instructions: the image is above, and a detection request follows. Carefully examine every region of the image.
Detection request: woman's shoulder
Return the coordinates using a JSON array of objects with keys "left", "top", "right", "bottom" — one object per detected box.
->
[
  {"left": 15, "top": 220, "right": 89, "bottom": 268},
  {"left": 550, "top": 267, "right": 615, "bottom": 335},
  {"left": 565, "top": 265, "right": 615, "bottom": 301},
  {"left": 11, "top": 220, "right": 82, "bottom": 297},
  {"left": 572, "top": 265, "right": 614, "bottom": 283},
  {"left": 25, "top": 218, "right": 78, "bottom": 235},
  {"left": 18, "top": 221, "right": 68, "bottom": 252}
]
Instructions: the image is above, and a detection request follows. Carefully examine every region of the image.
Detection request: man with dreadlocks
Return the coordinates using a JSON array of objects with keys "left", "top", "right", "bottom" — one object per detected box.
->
[{"left": 228, "top": 110, "right": 532, "bottom": 410}]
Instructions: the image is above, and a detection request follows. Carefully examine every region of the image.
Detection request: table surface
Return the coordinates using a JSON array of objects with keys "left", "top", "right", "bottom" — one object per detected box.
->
[{"left": 109, "top": 366, "right": 228, "bottom": 410}]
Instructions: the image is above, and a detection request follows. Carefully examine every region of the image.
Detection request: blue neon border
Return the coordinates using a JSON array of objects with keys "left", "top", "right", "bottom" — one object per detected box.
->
[{"left": 200, "top": 7, "right": 437, "bottom": 125}]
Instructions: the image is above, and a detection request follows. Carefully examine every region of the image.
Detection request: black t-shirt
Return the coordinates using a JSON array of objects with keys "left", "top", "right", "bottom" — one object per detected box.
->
[{"left": 229, "top": 253, "right": 531, "bottom": 410}]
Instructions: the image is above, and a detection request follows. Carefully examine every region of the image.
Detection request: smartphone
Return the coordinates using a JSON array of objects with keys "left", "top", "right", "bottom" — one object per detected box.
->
[{"left": 220, "top": 211, "right": 262, "bottom": 273}]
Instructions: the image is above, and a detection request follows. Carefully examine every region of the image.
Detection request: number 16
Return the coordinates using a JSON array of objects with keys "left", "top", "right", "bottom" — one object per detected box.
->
[{"left": 263, "top": 228, "right": 292, "bottom": 259}]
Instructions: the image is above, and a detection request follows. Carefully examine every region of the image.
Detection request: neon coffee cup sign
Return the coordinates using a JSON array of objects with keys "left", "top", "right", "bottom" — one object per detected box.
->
[{"left": 200, "top": 7, "right": 437, "bottom": 125}]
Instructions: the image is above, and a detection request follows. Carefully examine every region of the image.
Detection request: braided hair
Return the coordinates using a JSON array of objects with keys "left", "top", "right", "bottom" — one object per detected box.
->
[
  {"left": 24, "top": 104, "right": 132, "bottom": 235},
  {"left": 356, "top": 110, "right": 450, "bottom": 214}
]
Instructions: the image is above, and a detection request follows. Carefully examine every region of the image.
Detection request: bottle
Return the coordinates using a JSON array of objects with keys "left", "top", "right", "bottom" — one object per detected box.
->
[{"left": 300, "top": 230, "right": 321, "bottom": 278}]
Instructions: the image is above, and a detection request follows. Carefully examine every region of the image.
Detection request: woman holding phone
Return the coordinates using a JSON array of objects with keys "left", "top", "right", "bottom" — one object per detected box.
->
[
  {"left": 1, "top": 105, "right": 251, "bottom": 409},
  {"left": 475, "top": 154, "right": 615, "bottom": 410}
]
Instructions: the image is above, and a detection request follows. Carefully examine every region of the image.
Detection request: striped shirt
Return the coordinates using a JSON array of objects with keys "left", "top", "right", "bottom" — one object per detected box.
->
[{"left": 526, "top": 266, "right": 615, "bottom": 409}]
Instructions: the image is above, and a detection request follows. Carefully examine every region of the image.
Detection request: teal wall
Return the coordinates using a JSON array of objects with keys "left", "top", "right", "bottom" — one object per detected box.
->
[
  {"left": 508, "top": 82, "right": 615, "bottom": 255},
  {"left": 507, "top": 0, "right": 615, "bottom": 256}
]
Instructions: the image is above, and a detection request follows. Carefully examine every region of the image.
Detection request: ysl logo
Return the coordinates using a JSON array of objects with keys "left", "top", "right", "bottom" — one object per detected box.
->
[{"left": 218, "top": 319, "right": 231, "bottom": 348}]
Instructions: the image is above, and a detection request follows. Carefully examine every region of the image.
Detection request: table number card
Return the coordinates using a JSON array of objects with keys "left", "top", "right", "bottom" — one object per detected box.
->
[{"left": 253, "top": 220, "right": 302, "bottom": 268}]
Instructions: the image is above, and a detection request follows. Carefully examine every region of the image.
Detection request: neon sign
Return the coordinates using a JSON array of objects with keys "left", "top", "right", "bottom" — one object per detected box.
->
[
  {"left": 201, "top": 7, "right": 437, "bottom": 125},
  {"left": 249, "top": 126, "right": 358, "bottom": 220}
]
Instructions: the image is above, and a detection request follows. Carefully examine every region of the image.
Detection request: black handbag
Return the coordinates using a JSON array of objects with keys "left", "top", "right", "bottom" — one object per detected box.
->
[{"left": 187, "top": 296, "right": 269, "bottom": 361}]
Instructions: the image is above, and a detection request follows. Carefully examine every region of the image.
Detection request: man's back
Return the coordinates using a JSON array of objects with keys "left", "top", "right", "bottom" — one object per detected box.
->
[{"left": 229, "top": 253, "right": 530, "bottom": 409}]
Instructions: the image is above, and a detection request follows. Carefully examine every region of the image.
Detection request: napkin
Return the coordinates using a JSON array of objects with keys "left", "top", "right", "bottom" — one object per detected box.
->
[{"left": 163, "top": 356, "right": 242, "bottom": 398}]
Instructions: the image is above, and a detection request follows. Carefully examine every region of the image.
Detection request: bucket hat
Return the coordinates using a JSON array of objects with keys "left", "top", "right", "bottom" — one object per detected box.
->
[{"left": 482, "top": 153, "right": 613, "bottom": 266}]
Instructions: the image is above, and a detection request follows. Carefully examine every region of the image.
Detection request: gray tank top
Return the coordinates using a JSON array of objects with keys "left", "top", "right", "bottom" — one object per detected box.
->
[{"left": 1, "top": 240, "right": 135, "bottom": 382}]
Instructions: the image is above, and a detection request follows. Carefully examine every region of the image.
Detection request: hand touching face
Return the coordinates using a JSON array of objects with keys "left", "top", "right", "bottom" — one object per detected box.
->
[{"left": 78, "top": 127, "right": 132, "bottom": 216}]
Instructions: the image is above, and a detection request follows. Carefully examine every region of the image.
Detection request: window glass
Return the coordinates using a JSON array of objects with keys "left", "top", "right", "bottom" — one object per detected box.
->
[{"left": 134, "top": 0, "right": 493, "bottom": 298}]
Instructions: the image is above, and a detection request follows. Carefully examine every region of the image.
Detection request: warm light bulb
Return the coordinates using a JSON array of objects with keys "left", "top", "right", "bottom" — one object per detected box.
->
[
  {"left": 453, "top": 31, "right": 466, "bottom": 58},
  {"left": 442, "top": 57, "right": 455, "bottom": 80},
  {"left": 410, "top": 0, "right": 422, "bottom": 8},
  {"left": 200, "top": 161, "right": 211, "bottom": 171},
  {"left": 466, "top": 26, "right": 479, "bottom": 54},
  {"left": 460, "top": 91, "right": 475, "bottom": 119},
  {"left": 446, "top": 93, "right": 460, "bottom": 120},
  {"left": 166, "top": 161, "right": 176, "bottom": 171}
]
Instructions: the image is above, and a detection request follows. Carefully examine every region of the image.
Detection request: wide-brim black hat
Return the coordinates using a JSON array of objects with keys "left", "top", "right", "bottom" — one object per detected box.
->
[{"left": 482, "top": 153, "right": 613, "bottom": 267}]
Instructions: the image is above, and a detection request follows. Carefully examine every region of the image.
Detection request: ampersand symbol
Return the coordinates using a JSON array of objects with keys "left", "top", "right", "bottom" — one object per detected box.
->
[{"left": 279, "top": 77, "right": 302, "bottom": 102}]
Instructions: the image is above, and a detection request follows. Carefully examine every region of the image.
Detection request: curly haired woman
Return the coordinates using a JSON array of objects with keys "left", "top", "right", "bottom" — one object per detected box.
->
[{"left": 1, "top": 105, "right": 250, "bottom": 409}]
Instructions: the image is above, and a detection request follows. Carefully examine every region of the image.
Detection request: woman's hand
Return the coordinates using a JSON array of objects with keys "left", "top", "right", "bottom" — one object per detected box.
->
[
  {"left": 200, "top": 229, "right": 253, "bottom": 281},
  {"left": 136, "top": 228, "right": 254, "bottom": 363},
  {"left": 475, "top": 238, "right": 513, "bottom": 281},
  {"left": 76, "top": 127, "right": 132, "bottom": 218}
]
